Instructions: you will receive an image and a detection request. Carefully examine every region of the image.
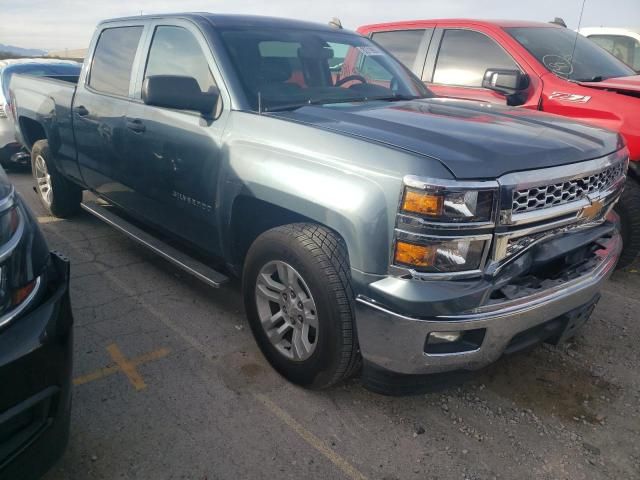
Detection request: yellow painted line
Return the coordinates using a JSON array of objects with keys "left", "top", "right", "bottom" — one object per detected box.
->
[
  {"left": 73, "top": 346, "right": 171, "bottom": 388},
  {"left": 255, "top": 393, "right": 368, "bottom": 480},
  {"left": 106, "top": 343, "right": 147, "bottom": 390},
  {"left": 131, "top": 347, "right": 171, "bottom": 366},
  {"left": 73, "top": 364, "right": 119, "bottom": 386}
]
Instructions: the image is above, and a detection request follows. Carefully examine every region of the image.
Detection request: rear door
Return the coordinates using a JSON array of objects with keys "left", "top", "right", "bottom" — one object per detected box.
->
[
  {"left": 423, "top": 27, "right": 540, "bottom": 107},
  {"left": 74, "top": 22, "right": 146, "bottom": 192},
  {"left": 123, "top": 20, "right": 230, "bottom": 254}
]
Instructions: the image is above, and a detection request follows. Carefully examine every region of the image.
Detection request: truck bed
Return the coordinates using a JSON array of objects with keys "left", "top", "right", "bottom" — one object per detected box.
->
[{"left": 10, "top": 73, "right": 77, "bottom": 152}]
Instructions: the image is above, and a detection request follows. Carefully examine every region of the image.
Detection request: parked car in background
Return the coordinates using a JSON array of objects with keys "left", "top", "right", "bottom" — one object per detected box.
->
[
  {"left": 0, "top": 59, "right": 81, "bottom": 168},
  {"left": 10, "top": 14, "right": 626, "bottom": 393},
  {"left": 580, "top": 27, "right": 640, "bottom": 73},
  {"left": 357, "top": 19, "right": 640, "bottom": 268},
  {"left": 0, "top": 169, "right": 73, "bottom": 479}
]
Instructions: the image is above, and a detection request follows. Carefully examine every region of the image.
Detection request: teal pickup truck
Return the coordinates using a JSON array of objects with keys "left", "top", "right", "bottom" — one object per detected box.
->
[{"left": 9, "top": 13, "right": 627, "bottom": 393}]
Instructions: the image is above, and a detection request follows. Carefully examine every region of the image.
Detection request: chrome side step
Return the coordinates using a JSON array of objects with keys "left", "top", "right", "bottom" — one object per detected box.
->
[{"left": 80, "top": 200, "right": 229, "bottom": 288}]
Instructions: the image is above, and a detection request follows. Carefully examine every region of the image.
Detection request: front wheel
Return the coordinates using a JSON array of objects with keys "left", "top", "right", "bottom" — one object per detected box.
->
[
  {"left": 615, "top": 177, "right": 640, "bottom": 269},
  {"left": 242, "top": 223, "right": 360, "bottom": 389}
]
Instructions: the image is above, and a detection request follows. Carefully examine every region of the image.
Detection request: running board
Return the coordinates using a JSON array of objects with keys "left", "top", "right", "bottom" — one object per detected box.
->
[{"left": 80, "top": 200, "right": 229, "bottom": 288}]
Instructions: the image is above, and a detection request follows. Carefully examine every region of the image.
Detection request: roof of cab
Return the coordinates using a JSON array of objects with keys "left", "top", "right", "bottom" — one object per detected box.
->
[
  {"left": 100, "top": 12, "right": 345, "bottom": 33},
  {"left": 358, "top": 19, "right": 563, "bottom": 31}
]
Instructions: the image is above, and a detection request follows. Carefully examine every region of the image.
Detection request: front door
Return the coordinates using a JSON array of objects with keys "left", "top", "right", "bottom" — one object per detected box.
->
[
  {"left": 123, "top": 22, "right": 229, "bottom": 255},
  {"left": 424, "top": 28, "right": 538, "bottom": 108}
]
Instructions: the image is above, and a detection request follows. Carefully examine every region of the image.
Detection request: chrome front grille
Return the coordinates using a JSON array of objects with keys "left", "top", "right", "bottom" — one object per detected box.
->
[
  {"left": 512, "top": 162, "right": 625, "bottom": 214},
  {"left": 490, "top": 150, "right": 629, "bottom": 270}
]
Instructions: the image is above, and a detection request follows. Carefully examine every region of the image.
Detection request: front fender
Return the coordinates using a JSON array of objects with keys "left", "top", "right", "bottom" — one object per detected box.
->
[{"left": 219, "top": 140, "right": 393, "bottom": 273}]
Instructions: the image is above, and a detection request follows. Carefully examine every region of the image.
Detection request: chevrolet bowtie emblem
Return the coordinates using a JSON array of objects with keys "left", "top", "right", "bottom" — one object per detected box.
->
[{"left": 578, "top": 195, "right": 604, "bottom": 221}]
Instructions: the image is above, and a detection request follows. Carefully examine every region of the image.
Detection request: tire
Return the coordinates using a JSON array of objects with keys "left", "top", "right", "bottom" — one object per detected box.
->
[
  {"left": 242, "top": 223, "right": 360, "bottom": 389},
  {"left": 31, "top": 139, "right": 82, "bottom": 218},
  {"left": 615, "top": 177, "right": 640, "bottom": 269}
]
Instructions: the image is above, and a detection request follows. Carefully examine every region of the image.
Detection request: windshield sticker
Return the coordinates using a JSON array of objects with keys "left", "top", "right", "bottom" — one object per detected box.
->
[
  {"left": 549, "top": 92, "right": 592, "bottom": 103},
  {"left": 357, "top": 46, "right": 384, "bottom": 56},
  {"left": 542, "top": 54, "right": 574, "bottom": 76}
]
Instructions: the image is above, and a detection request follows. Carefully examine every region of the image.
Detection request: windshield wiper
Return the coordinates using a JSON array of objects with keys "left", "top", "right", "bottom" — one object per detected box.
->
[
  {"left": 576, "top": 75, "right": 605, "bottom": 82},
  {"left": 262, "top": 94, "right": 421, "bottom": 112},
  {"left": 262, "top": 96, "right": 374, "bottom": 112},
  {"left": 369, "top": 94, "right": 421, "bottom": 102}
]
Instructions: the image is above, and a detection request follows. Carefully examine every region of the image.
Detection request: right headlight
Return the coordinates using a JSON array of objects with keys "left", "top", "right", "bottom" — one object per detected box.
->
[
  {"left": 394, "top": 236, "right": 490, "bottom": 273},
  {"left": 400, "top": 183, "right": 496, "bottom": 223},
  {"left": 393, "top": 176, "right": 498, "bottom": 275}
]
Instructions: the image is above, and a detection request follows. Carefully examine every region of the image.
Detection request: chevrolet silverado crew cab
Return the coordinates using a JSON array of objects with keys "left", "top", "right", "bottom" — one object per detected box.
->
[
  {"left": 9, "top": 14, "right": 627, "bottom": 392},
  {"left": 358, "top": 19, "right": 640, "bottom": 269}
]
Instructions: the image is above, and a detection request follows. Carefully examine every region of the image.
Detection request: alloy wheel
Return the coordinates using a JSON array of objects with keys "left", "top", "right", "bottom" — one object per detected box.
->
[
  {"left": 34, "top": 155, "right": 53, "bottom": 206},
  {"left": 255, "top": 260, "right": 319, "bottom": 361}
]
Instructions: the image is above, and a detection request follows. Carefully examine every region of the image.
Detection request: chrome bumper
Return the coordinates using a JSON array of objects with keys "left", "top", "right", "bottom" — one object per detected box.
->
[{"left": 355, "top": 232, "right": 621, "bottom": 375}]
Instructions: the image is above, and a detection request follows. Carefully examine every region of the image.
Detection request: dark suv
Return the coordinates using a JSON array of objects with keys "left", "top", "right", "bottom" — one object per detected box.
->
[{"left": 0, "top": 168, "right": 73, "bottom": 480}]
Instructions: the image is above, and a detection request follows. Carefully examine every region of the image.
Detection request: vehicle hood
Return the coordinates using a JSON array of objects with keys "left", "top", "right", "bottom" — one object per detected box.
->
[
  {"left": 269, "top": 98, "right": 620, "bottom": 179},
  {"left": 578, "top": 75, "right": 640, "bottom": 95}
]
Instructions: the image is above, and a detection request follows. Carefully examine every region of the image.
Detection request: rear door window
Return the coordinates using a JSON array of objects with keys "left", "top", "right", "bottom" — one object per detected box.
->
[
  {"left": 432, "top": 29, "right": 519, "bottom": 87},
  {"left": 371, "top": 29, "right": 427, "bottom": 69},
  {"left": 145, "top": 26, "right": 216, "bottom": 93},
  {"left": 89, "top": 26, "right": 143, "bottom": 96}
]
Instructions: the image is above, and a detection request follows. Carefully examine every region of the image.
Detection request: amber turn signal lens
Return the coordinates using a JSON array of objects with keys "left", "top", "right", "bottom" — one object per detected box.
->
[
  {"left": 402, "top": 189, "right": 443, "bottom": 216},
  {"left": 12, "top": 280, "right": 36, "bottom": 306},
  {"left": 394, "top": 241, "right": 436, "bottom": 268}
]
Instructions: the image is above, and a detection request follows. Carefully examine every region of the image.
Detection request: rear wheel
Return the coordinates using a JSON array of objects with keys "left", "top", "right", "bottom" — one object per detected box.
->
[
  {"left": 31, "top": 140, "right": 82, "bottom": 218},
  {"left": 615, "top": 177, "right": 640, "bottom": 269},
  {"left": 242, "top": 223, "right": 360, "bottom": 389}
]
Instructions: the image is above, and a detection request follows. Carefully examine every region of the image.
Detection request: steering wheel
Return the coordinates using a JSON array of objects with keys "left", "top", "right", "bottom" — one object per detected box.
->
[{"left": 335, "top": 75, "right": 368, "bottom": 87}]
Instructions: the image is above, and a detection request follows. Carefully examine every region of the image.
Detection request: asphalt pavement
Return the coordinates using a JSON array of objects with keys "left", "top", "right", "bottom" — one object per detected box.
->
[{"left": 7, "top": 169, "right": 639, "bottom": 480}]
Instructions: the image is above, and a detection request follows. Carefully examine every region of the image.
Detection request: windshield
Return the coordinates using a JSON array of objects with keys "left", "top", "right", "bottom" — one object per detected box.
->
[
  {"left": 217, "top": 27, "right": 431, "bottom": 111},
  {"left": 1, "top": 63, "right": 81, "bottom": 101},
  {"left": 506, "top": 27, "right": 636, "bottom": 82}
]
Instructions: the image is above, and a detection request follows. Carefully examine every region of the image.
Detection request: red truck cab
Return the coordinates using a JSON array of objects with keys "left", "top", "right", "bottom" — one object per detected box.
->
[{"left": 357, "top": 19, "right": 640, "bottom": 267}]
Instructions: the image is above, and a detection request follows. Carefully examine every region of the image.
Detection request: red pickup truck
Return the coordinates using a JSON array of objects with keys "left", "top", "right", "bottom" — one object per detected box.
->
[{"left": 357, "top": 19, "right": 640, "bottom": 267}]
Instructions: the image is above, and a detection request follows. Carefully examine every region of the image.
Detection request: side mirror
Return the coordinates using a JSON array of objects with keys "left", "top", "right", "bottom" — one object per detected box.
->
[
  {"left": 482, "top": 69, "right": 530, "bottom": 94},
  {"left": 142, "top": 75, "right": 218, "bottom": 116}
]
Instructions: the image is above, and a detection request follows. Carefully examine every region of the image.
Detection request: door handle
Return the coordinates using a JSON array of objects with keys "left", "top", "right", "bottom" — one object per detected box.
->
[
  {"left": 74, "top": 105, "right": 89, "bottom": 116},
  {"left": 126, "top": 118, "right": 146, "bottom": 133}
]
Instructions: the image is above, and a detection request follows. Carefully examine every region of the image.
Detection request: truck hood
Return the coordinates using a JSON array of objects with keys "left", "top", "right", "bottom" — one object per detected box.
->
[
  {"left": 270, "top": 98, "right": 620, "bottom": 179},
  {"left": 578, "top": 75, "right": 640, "bottom": 96}
]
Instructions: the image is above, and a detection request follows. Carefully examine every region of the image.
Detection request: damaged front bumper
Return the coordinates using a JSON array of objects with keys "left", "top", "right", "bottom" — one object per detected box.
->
[{"left": 354, "top": 228, "right": 621, "bottom": 375}]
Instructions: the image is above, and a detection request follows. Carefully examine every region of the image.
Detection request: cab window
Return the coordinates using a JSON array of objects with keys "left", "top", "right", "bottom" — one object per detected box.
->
[
  {"left": 371, "top": 30, "right": 427, "bottom": 70},
  {"left": 145, "top": 26, "right": 216, "bottom": 93},
  {"left": 90, "top": 26, "right": 143, "bottom": 96},
  {"left": 433, "top": 29, "right": 519, "bottom": 87}
]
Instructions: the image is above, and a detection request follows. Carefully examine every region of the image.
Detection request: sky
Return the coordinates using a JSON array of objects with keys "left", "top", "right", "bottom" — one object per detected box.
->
[{"left": 1, "top": 0, "right": 638, "bottom": 51}]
